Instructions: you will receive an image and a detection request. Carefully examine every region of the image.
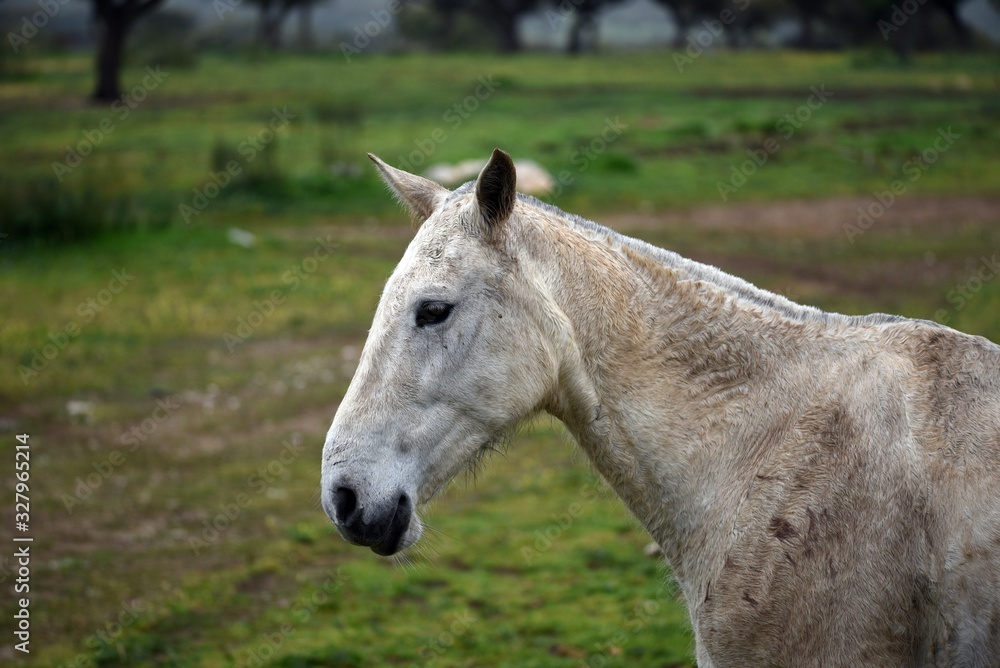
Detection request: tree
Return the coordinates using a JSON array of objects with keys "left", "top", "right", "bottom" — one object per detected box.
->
[
  {"left": 469, "top": 0, "right": 541, "bottom": 52},
  {"left": 427, "top": 0, "right": 467, "bottom": 46},
  {"left": 651, "top": 0, "right": 730, "bottom": 46},
  {"left": 248, "top": 0, "right": 296, "bottom": 50},
  {"left": 413, "top": 0, "right": 540, "bottom": 52},
  {"left": 566, "top": 0, "right": 627, "bottom": 54},
  {"left": 297, "top": 0, "right": 317, "bottom": 51},
  {"left": 727, "top": 0, "right": 790, "bottom": 47},
  {"left": 784, "top": 0, "right": 825, "bottom": 48},
  {"left": 803, "top": 0, "right": 974, "bottom": 54},
  {"left": 91, "top": 0, "right": 166, "bottom": 102},
  {"left": 924, "top": 0, "right": 973, "bottom": 49},
  {"left": 247, "top": 0, "right": 330, "bottom": 51}
]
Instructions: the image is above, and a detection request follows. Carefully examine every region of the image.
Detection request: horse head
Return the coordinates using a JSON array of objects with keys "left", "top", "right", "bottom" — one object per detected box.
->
[{"left": 321, "top": 149, "right": 566, "bottom": 555}]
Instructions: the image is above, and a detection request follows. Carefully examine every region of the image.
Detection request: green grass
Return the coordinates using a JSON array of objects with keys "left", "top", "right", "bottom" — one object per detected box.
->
[
  {"left": 1, "top": 49, "right": 998, "bottom": 667},
  {"left": 4, "top": 51, "right": 999, "bottom": 207}
]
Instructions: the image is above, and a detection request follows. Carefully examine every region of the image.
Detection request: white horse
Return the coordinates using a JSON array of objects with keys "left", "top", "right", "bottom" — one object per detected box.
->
[{"left": 321, "top": 149, "right": 1000, "bottom": 667}]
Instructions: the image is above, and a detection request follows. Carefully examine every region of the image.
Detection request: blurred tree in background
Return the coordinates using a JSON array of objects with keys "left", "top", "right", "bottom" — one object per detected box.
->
[
  {"left": 642, "top": 0, "right": 982, "bottom": 52},
  {"left": 565, "top": 0, "right": 628, "bottom": 54},
  {"left": 130, "top": 9, "right": 199, "bottom": 68},
  {"left": 296, "top": 0, "right": 322, "bottom": 51},
  {"left": 651, "top": 0, "right": 728, "bottom": 46},
  {"left": 248, "top": 0, "right": 329, "bottom": 50},
  {"left": 469, "top": 0, "right": 542, "bottom": 52},
  {"left": 399, "top": 0, "right": 541, "bottom": 52},
  {"left": 425, "top": 0, "right": 469, "bottom": 47},
  {"left": 249, "top": 0, "right": 295, "bottom": 50},
  {"left": 91, "top": 0, "right": 165, "bottom": 101},
  {"left": 68, "top": 0, "right": 999, "bottom": 105}
]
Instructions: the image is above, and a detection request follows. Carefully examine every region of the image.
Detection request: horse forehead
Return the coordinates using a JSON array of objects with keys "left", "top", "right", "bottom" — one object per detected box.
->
[
  {"left": 401, "top": 221, "right": 480, "bottom": 277},
  {"left": 376, "top": 229, "right": 472, "bottom": 310}
]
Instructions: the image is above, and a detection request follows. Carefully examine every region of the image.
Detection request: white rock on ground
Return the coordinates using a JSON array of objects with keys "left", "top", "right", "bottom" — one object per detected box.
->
[{"left": 425, "top": 158, "right": 554, "bottom": 196}]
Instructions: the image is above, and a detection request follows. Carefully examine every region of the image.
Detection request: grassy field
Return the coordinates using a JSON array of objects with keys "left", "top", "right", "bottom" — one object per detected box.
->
[{"left": 1, "top": 49, "right": 999, "bottom": 667}]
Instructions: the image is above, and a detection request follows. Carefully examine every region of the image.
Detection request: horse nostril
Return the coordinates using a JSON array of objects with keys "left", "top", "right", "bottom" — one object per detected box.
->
[{"left": 333, "top": 487, "right": 358, "bottom": 525}]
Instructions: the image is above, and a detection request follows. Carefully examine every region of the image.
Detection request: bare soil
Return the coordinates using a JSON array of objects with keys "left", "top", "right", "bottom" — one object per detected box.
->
[{"left": 608, "top": 195, "right": 1000, "bottom": 239}]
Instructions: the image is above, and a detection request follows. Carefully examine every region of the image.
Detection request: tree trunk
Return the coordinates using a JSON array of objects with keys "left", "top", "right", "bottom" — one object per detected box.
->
[
  {"left": 494, "top": 12, "right": 521, "bottom": 52},
  {"left": 257, "top": 0, "right": 275, "bottom": 47},
  {"left": 438, "top": 9, "right": 456, "bottom": 47},
  {"left": 258, "top": 0, "right": 293, "bottom": 50},
  {"left": 936, "top": 0, "right": 972, "bottom": 49},
  {"left": 797, "top": 9, "right": 816, "bottom": 49},
  {"left": 653, "top": 1, "right": 689, "bottom": 48},
  {"left": 94, "top": 14, "right": 128, "bottom": 101},
  {"left": 886, "top": 19, "right": 914, "bottom": 62},
  {"left": 91, "top": 0, "right": 163, "bottom": 103},
  {"left": 263, "top": 17, "right": 282, "bottom": 50},
  {"left": 568, "top": 10, "right": 596, "bottom": 54},
  {"left": 298, "top": 3, "right": 315, "bottom": 52}
]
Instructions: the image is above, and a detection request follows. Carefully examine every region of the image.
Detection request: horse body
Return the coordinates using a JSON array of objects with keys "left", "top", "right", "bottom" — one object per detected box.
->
[{"left": 321, "top": 149, "right": 1000, "bottom": 666}]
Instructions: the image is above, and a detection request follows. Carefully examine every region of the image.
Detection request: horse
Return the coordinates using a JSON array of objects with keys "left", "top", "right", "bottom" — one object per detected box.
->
[{"left": 321, "top": 149, "right": 1000, "bottom": 667}]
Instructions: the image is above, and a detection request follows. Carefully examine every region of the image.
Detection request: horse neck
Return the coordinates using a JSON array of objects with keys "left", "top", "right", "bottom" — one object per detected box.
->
[{"left": 521, "top": 211, "right": 824, "bottom": 572}]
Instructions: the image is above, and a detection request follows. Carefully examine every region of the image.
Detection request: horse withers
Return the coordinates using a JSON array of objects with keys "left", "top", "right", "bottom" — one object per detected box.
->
[{"left": 321, "top": 149, "right": 1000, "bottom": 667}]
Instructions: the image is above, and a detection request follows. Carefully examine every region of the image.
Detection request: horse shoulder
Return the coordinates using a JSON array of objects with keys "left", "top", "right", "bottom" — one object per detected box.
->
[{"left": 694, "top": 324, "right": 1000, "bottom": 663}]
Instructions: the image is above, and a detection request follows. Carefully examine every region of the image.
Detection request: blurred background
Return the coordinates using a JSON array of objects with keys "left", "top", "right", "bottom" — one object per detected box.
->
[{"left": 1, "top": 1, "right": 999, "bottom": 666}]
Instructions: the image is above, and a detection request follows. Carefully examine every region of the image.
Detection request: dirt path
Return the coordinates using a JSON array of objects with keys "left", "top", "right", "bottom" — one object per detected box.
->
[{"left": 606, "top": 195, "right": 1000, "bottom": 238}]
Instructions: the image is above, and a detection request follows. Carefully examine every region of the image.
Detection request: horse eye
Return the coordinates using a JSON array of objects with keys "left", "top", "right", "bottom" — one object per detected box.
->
[{"left": 416, "top": 301, "right": 453, "bottom": 328}]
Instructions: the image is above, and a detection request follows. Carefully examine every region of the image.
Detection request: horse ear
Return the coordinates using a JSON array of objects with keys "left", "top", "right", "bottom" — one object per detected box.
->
[
  {"left": 475, "top": 148, "right": 516, "bottom": 237},
  {"left": 368, "top": 153, "right": 448, "bottom": 221}
]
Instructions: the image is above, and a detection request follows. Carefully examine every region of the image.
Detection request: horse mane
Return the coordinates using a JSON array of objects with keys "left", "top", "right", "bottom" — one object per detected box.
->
[{"left": 445, "top": 181, "right": 940, "bottom": 329}]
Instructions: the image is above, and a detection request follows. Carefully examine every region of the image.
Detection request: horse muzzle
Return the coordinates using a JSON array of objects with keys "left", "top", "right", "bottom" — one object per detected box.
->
[{"left": 325, "top": 483, "right": 413, "bottom": 556}]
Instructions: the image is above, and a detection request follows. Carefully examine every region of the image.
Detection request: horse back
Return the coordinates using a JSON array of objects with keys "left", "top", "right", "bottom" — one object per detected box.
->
[{"left": 698, "top": 321, "right": 1000, "bottom": 666}]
